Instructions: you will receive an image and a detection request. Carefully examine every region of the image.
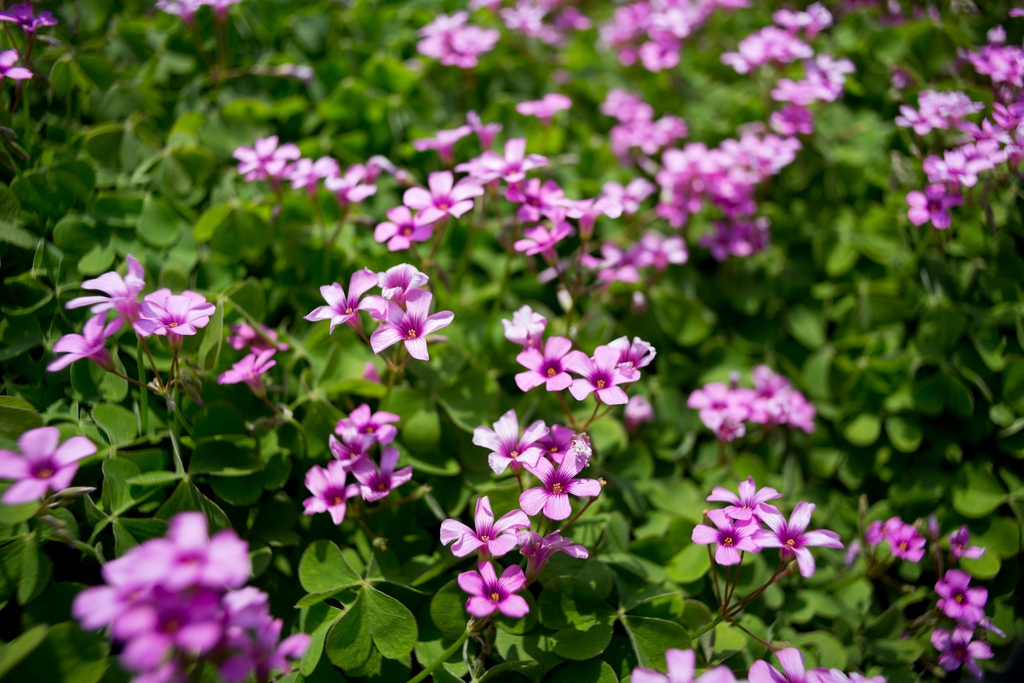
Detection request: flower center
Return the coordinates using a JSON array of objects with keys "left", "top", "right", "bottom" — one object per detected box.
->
[
  {"left": 365, "top": 426, "right": 375, "bottom": 433},
  {"left": 550, "top": 446, "right": 559, "bottom": 453},
  {"left": 953, "top": 648, "right": 965, "bottom": 659},
  {"left": 510, "top": 450, "right": 519, "bottom": 459},
  {"left": 596, "top": 379, "right": 606, "bottom": 388},
  {"left": 551, "top": 482, "right": 564, "bottom": 494},
  {"left": 333, "top": 496, "right": 344, "bottom": 505},
  {"left": 164, "top": 619, "right": 180, "bottom": 633},
  {"left": 376, "top": 483, "right": 387, "bottom": 492},
  {"left": 546, "top": 367, "right": 557, "bottom": 377},
  {"left": 406, "top": 329, "right": 418, "bottom": 339},
  {"left": 345, "top": 307, "right": 354, "bottom": 314},
  {"left": 785, "top": 538, "right": 795, "bottom": 547},
  {"left": 438, "top": 202, "right": 450, "bottom": 211},
  {"left": 36, "top": 468, "right": 54, "bottom": 479},
  {"left": 480, "top": 535, "right": 490, "bottom": 542},
  {"left": 955, "top": 593, "right": 965, "bottom": 604},
  {"left": 723, "top": 537, "right": 734, "bottom": 546},
  {"left": 402, "top": 227, "right": 413, "bottom": 236},
  {"left": 167, "top": 322, "right": 179, "bottom": 328},
  {"left": 490, "top": 591, "right": 501, "bottom": 603},
  {"left": 899, "top": 541, "right": 908, "bottom": 551}
]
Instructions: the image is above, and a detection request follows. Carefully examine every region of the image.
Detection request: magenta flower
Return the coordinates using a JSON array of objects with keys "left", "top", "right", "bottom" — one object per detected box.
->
[
  {"left": 131, "top": 512, "right": 252, "bottom": 591},
  {"left": 467, "top": 110, "right": 503, "bottom": 149},
  {"left": 217, "top": 350, "right": 277, "bottom": 394},
  {"left": 687, "top": 383, "right": 753, "bottom": 437},
  {"left": 608, "top": 336, "right": 656, "bottom": 378},
  {"left": 564, "top": 196, "right": 623, "bottom": 240},
  {"left": 691, "top": 509, "right": 760, "bottom": 565},
  {"left": 516, "top": 93, "right": 572, "bottom": 124},
  {"left": 219, "top": 610, "right": 310, "bottom": 683},
  {"left": 203, "top": 0, "right": 245, "bottom": 21},
  {"left": 303, "top": 461, "right": 360, "bottom": 525},
  {"left": 413, "top": 126, "right": 472, "bottom": 165},
  {"left": 748, "top": 648, "right": 816, "bottom": 683},
  {"left": 706, "top": 476, "right": 782, "bottom": 522},
  {"left": 506, "top": 178, "right": 565, "bottom": 223},
  {"left": 0, "top": 3, "right": 57, "bottom": 33},
  {"left": 906, "top": 184, "right": 963, "bottom": 229},
  {"left": 514, "top": 221, "right": 574, "bottom": 263},
  {"left": 886, "top": 522, "right": 926, "bottom": 562},
  {"left": 458, "top": 561, "right": 530, "bottom": 618},
  {"left": 324, "top": 164, "right": 377, "bottom": 206},
  {"left": 581, "top": 243, "right": 641, "bottom": 284},
  {"left": 403, "top": 171, "right": 483, "bottom": 223},
  {"left": 417, "top": 12, "right": 499, "bottom": 69},
  {"left": 518, "top": 530, "right": 588, "bottom": 579},
  {"left": 948, "top": 526, "right": 986, "bottom": 560},
  {"left": 226, "top": 323, "right": 288, "bottom": 353},
  {"left": 369, "top": 289, "right": 454, "bottom": 361},
  {"left": 117, "top": 589, "right": 225, "bottom": 673},
  {"left": 936, "top": 570, "right": 988, "bottom": 624},
  {"left": 564, "top": 345, "right": 631, "bottom": 405},
  {"left": 351, "top": 447, "right": 413, "bottom": 502},
  {"left": 440, "top": 496, "right": 530, "bottom": 558},
  {"left": 520, "top": 455, "right": 601, "bottom": 521},
  {"left": 374, "top": 206, "right": 434, "bottom": 252},
  {"left": 363, "top": 361, "right": 382, "bottom": 384},
  {"left": 931, "top": 626, "right": 993, "bottom": 679},
  {"left": 464, "top": 138, "right": 548, "bottom": 184},
  {"left": 328, "top": 430, "right": 375, "bottom": 469},
  {"left": 637, "top": 232, "right": 689, "bottom": 271},
  {"left": 336, "top": 405, "right": 400, "bottom": 445},
  {"left": 133, "top": 289, "right": 216, "bottom": 341},
  {"left": 632, "top": 648, "right": 737, "bottom": 683},
  {"left": 287, "top": 157, "right": 340, "bottom": 193},
  {"left": 625, "top": 395, "right": 654, "bottom": 432},
  {"left": 0, "top": 49, "right": 31, "bottom": 80},
  {"left": 515, "top": 336, "right": 576, "bottom": 393},
  {"left": 602, "top": 179, "right": 656, "bottom": 215},
  {"left": 377, "top": 263, "right": 430, "bottom": 305},
  {"left": 66, "top": 254, "right": 146, "bottom": 321},
  {"left": 233, "top": 136, "right": 301, "bottom": 182},
  {"left": 156, "top": 0, "right": 204, "bottom": 23},
  {"left": 770, "top": 104, "right": 815, "bottom": 136},
  {"left": 502, "top": 305, "right": 547, "bottom": 348},
  {"left": 47, "top": 313, "right": 123, "bottom": 372},
  {"left": 304, "top": 269, "right": 380, "bottom": 333},
  {"left": 0, "top": 427, "right": 96, "bottom": 505},
  {"left": 473, "top": 409, "right": 548, "bottom": 474},
  {"left": 755, "top": 502, "right": 844, "bottom": 577}
]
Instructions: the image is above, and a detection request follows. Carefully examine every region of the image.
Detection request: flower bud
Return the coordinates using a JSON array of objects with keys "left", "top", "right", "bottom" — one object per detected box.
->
[{"left": 624, "top": 395, "right": 653, "bottom": 432}]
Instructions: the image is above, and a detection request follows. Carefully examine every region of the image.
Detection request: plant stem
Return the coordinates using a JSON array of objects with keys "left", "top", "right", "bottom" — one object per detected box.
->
[
  {"left": 558, "top": 495, "right": 598, "bottom": 533},
  {"left": 169, "top": 389, "right": 185, "bottom": 476},
  {"left": 688, "top": 613, "right": 724, "bottom": 642},
  {"left": 709, "top": 545, "right": 723, "bottom": 606},
  {"left": 137, "top": 339, "right": 148, "bottom": 434},
  {"left": 555, "top": 392, "right": 579, "bottom": 430},
  {"left": 405, "top": 628, "right": 471, "bottom": 683}
]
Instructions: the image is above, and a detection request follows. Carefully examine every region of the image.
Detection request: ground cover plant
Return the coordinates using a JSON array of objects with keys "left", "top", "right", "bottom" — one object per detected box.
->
[{"left": 0, "top": 0, "right": 1023, "bottom": 681}]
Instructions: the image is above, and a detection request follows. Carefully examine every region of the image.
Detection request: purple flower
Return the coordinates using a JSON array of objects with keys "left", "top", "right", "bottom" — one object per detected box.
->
[
  {"left": 923, "top": 149, "right": 988, "bottom": 188},
  {"left": 515, "top": 336, "right": 576, "bottom": 393},
  {"left": 755, "top": 503, "right": 844, "bottom": 577},
  {"left": 286, "top": 157, "right": 339, "bottom": 193},
  {"left": 66, "top": 254, "right": 146, "bottom": 321},
  {"left": 564, "top": 345, "right": 633, "bottom": 405},
  {"left": 369, "top": 289, "right": 454, "bottom": 361},
  {"left": 324, "top": 164, "right": 377, "bottom": 207},
  {"left": 516, "top": 93, "right": 572, "bottom": 125},
  {"left": 403, "top": 171, "right": 483, "bottom": 223},
  {"left": 377, "top": 263, "right": 430, "bottom": 306},
  {"left": 502, "top": 305, "right": 547, "bottom": 348},
  {"left": 217, "top": 350, "right": 277, "bottom": 394},
  {"left": 687, "top": 383, "right": 753, "bottom": 439},
  {"left": 304, "top": 269, "right": 380, "bottom": 333},
  {"left": 440, "top": 496, "right": 531, "bottom": 558},
  {"left": 632, "top": 648, "right": 738, "bottom": 683},
  {"left": 906, "top": 184, "right": 962, "bottom": 229},
  {"left": 518, "top": 530, "right": 588, "bottom": 579},
  {"left": 413, "top": 126, "right": 472, "bottom": 165},
  {"left": 133, "top": 513, "right": 251, "bottom": 591},
  {"left": 417, "top": 12, "right": 499, "bottom": 69},
  {"left": 458, "top": 561, "right": 529, "bottom": 618},
  {"left": 303, "top": 461, "right": 360, "bottom": 525},
  {"left": 770, "top": 104, "right": 815, "bottom": 136},
  {"left": 602, "top": 178, "right": 656, "bottom": 215},
  {"left": 47, "top": 313, "right": 123, "bottom": 372},
  {"left": 467, "top": 110, "right": 503, "bottom": 149},
  {"left": 351, "top": 447, "right": 413, "bottom": 502},
  {"left": 538, "top": 424, "right": 575, "bottom": 465},
  {"left": 773, "top": 3, "right": 832, "bottom": 40},
  {"left": 564, "top": 196, "right": 623, "bottom": 240},
  {"left": 721, "top": 26, "right": 813, "bottom": 74},
  {"left": 895, "top": 90, "right": 984, "bottom": 135},
  {"left": 374, "top": 206, "right": 434, "bottom": 252},
  {"left": 0, "top": 4, "right": 57, "bottom": 33},
  {"left": 699, "top": 218, "right": 772, "bottom": 261},
  {"left": 520, "top": 455, "right": 602, "bottom": 520},
  {"left": 461, "top": 138, "right": 549, "bottom": 184},
  {"left": 157, "top": 0, "right": 204, "bottom": 23},
  {"left": 691, "top": 509, "right": 760, "bottom": 566},
  {"left": 948, "top": 525, "right": 986, "bottom": 560},
  {"left": 636, "top": 232, "right": 689, "bottom": 270},
  {"left": 886, "top": 522, "right": 926, "bottom": 562},
  {"left": 226, "top": 323, "right": 288, "bottom": 353},
  {"left": 117, "top": 587, "right": 225, "bottom": 673},
  {"left": 506, "top": 178, "right": 565, "bottom": 223},
  {"left": 134, "top": 289, "right": 216, "bottom": 341},
  {"left": 608, "top": 336, "right": 656, "bottom": 378},
  {"left": 328, "top": 429, "right": 375, "bottom": 469},
  {"left": 336, "top": 404, "right": 400, "bottom": 445},
  {"left": 625, "top": 395, "right": 654, "bottom": 432},
  {"left": 748, "top": 648, "right": 816, "bottom": 683},
  {"left": 474, "top": 409, "right": 548, "bottom": 475},
  {"left": 706, "top": 476, "right": 782, "bottom": 522},
  {"left": 0, "top": 48, "right": 31, "bottom": 80},
  {"left": 233, "top": 136, "right": 301, "bottom": 182},
  {"left": 220, "top": 607, "right": 310, "bottom": 683},
  {"left": 0, "top": 427, "right": 96, "bottom": 504},
  {"left": 931, "top": 626, "right": 993, "bottom": 679},
  {"left": 936, "top": 570, "right": 988, "bottom": 624}
]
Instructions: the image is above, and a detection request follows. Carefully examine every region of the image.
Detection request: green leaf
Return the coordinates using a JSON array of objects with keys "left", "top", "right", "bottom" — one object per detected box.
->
[
  {"left": 620, "top": 616, "right": 690, "bottom": 669},
  {"left": 198, "top": 302, "right": 224, "bottom": 370},
  {"left": 547, "top": 659, "right": 618, "bottom": 683},
  {"left": 789, "top": 631, "right": 848, "bottom": 670},
  {"left": 843, "top": 413, "right": 881, "bottom": 447},
  {"left": 0, "top": 624, "right": 49, "bottom": 678},
  {"left": 884, "top": 416, "right": 922, "bottom": 453},
  {"left": 137, "top": 194, "right": 182, "bottom": 248},
  {"left": 363, "top": 586, "right": 418, "bottom": 659},
  {"left": 101, "top": 457, "right": 143, "bottom": 516},
  {"left": 961, "top": 550, "right": 1001, "bottom": 580},
  {"left": 667, "top": 543, "right": 710, "bottom": 584},
  {"left": 552, "top": 621, "right": 614, "bottom": 660},
  {"left": 17, "top": 533, "right": 41, "bottom": 605},
  {"left": 785, "top": 305, "right": 825, "bottom": 349},
  {"left": 952, "top": 462, "right": 1007, "bottom": 518},
  {"left": 299, "top": 602, "right": 344, "bottom": 677},
  {"left": 189, "top": 441, "right": 262, "bottom": 476},
  {"left": 0, "top": 395, "right": 42, "bottom": 441},
  {"left": 325, "top": 591, "right": 373, "bottom": 670},
  {"left": 430, "top": 579, "right": 469, "bottom": 640},
  {"left": 538, "top": 577, "right": 615, "bottom": 630},
  {"left": 92, "top": 404, "right": 138, "bottom": 447},
  {"left": 299, "top": 540, "right": 363, "bottom": 595},
  {"left": 3, "top": 622, "right": 108, "bottom": 683},
  {"left": 156, "top": 479, "right": 231, "bottom": 531},
  {"left": 84, "top": 124, "right": 124, "bottom": 165}
]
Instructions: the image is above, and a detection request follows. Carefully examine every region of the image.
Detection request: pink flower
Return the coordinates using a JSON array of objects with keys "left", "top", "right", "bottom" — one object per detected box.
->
[
  {"left": 0, "top": 3, "right": 58, "bottom": 33},
  {"left": 923, "top": 149, "right": 988, "bottom": 188},
  {"left": 467, "top": 111, "right": 503, "bottom": 149},
  {"left": 403, "top": 171, "right": 483, "bottom": 223},
  {"left": 773, "top": 3, "right": 833, "bottom": 40},
  {"left": 514, "top": 221, "right": 573, "bottom": 263},
  {"left": 287, "top": 157, "right": 339, "bottom": 193},
  {"left": 931, "top": 626, "right": 993, "bottom": 679},
  {"left": 217, "top": 350, "right": 277, "bottom": 393},
  {"left": 632, "top": 648, "right": 737, "bottom": 683},
  {"left": 459, "top": 138, "right": 548, "bottom": 184},
  {"left": 691, "top": 509, "right": 760, "bottom": 565},
  {"left": 457, "top": 562, "right": 529, "bottom": 618},
  {"left": 507, "top": 178, "right": 565, "bottom": 223},
  {"left": 582, "top": 243, "right": 641, "bottom": 284},
  {"left": 377, "top": 263, "right": 430, "bottom": 305},
  {"left": 563, "top": 196, "right": 622, "bottom": 240},
  {"left": 539, "top": 424, "right": 576, "bottom": 464},
  {"left": 473, "top": 409, "right": 548, "bottom": 475},
  {"left": 748, "top": 648, "right": 817, "bottom": 683},
  {"left": 770, "top": 104, "right": 814, "bottom": 136},
  {"left": 0, "top": 48, "right": 31, "bottom": 80},
  {"left": 440, "top": 496, "right": 531, "bottom": 558},
  {"left": 47, "top": 313, "right": 123, "bottom": 372},
  {"left": 66, "top": 254, "right": 146, "bottom": 321},
  {"left": 336, "top": 405, "right": 400, "bottom": 445},
  {"left": 518, "top": 530, "right": 588, "bottom": 579},
  {"left": 0, "top": 427, "right": 96, "bottom": 504},
  {"left": 304, "top": 269, "right": 380, "bottom": 333},
  {"left": 706, "top": 476, "right": 781, "bottom": 522},
  {"left": 156, "top": 0, "right": 204, "bottom": 23},
  {"left": 515, "top": 336, "right": 576, "bottom": 393},
  {"left": 948, "top": 525, "right": 986, "bottom": 560},
  {"left": 936, "top": 570, "right": 988, "bottom": 624},
  {"left": 302, "top": 461, "right": 360, "bottom": 524},
  {"left": 906, "top": 184, "right": 963, "bottom": 229},
  {"left": 363, "top": 362, "right": 382, "bottom": 384},
  {"left": 516, "top": 93, "right": 572, "bottom": 124},
  {"left": 374, "top": 206, "right": 434, "bottom": 252},
  {"left": 721, "top": 26, "right": 813, "bottom": 74},
  {"left": 699, "top": 218, "right": 771, "bottom": 261},
  {"left": 134, "top": 289, "right": 215, "bottom": 341},
  {"left": 328, "top": 430, "right": 375, "bottom": 469},
  {"left": 502, "top": 304, "right": 547, "bottom": 348},
  {"left": 324, "top": 164, "right": 377, "bottom": 206},
  {"left": 369, "top": 289, "right": 454, "bottom": 361},
  {"left": 564, "top": 345, "right": 632, "bottom": 404},
  {"left": 351, "top": 447, "right": 413, "bottom": 502},
  {"left": 417, "top": 12, "right": 499, "bottom": 68},
  {"left": 519, "top": 455, "right": 601, "bottom": 520},
  {"left": 624, "top": 395, "right": 654, "bottom": 432},
  {"left": 896, "top": 90, "right": 984, "bottom": 135},
  {"left": 233, "top": 136, "right": 301, "bottom": 182},
  {"left": 637, "top": 232, "right": 688, "bottom": 270},
  {"left": 602, "top": 179, "right": 656, "bottom": 215},
  {"left": 413, "top": 126, "right": 472, "bottom": 165},
  {"left": 886, "top": 522, "right": 926, "bottom": 562},
  {"left": 608, "top": 336, "right": 655, "bottom": 377},
  {"left": 226, "top": 323, "right": 288, "bottom": 353},
  {"left": 755, "top": 502, "right": 844, "bottom": 577}
]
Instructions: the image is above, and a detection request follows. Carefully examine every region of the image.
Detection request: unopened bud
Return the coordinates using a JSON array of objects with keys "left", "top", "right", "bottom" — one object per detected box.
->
[
  {"left": 631, "top": 291, "right": 647, "bottom": 314},
  {"left": 557, "top": 287, "right": 572, "bottom": 312}
]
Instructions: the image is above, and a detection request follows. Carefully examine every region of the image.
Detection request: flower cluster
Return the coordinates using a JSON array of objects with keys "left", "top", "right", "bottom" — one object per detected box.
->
[
  {"left": 157, "top": 0, "right": 242, "bottom": 24},
  {"left": 0, "top": 427, "right": 96, "bottom": 505},
  {"left": 687, "top": 366, "right": 815, "bottom": 442},
  {"left": 417, "top": 12, "right": 499, "bottom": 68},
  {"left": 303, "top": 404, "right": 410, "bottom": 523},
  {"left": 496, "top": 0, "right": 592, "bottom": 47},
  {"left": 602, "top": 89, "right": 689, "bottom": 158},
  {"left": 73, "top": 513, "right": 309, "bottom": 683}
]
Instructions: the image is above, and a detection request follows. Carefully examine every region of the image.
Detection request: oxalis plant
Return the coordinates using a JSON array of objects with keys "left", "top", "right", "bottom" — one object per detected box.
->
[{"left": 0, "top": 0, "right": 1023, "bottom": 682}]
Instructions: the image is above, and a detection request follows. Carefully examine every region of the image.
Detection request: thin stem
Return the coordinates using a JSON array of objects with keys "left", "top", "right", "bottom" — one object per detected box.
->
[
  {"left": 405, "top": 628, "right": 471, "bottom": 683},
  {"left": 137, "top": 339, "right": 149, "bottom": 434},
  {"left": 709, "top": 544, "right": 723, "bottom": 606},
  {"left": 731, "top": 619, "right": 774, "bottom": 652},
  {"left": 139, "top": 337, "right": 164, "bottom": 390},
  {"left": 514, "top": 468, "right": 524, "bottom": 494},
  {"left": 106, "top": 369, "right": 158, "bottom": 391},
  {"left": 558, "top": 494, "right": 599, "bottom": 533},
  {"left": 688, "top": 613, "right": 724, "bottom": 642},
  {"left": 169, "top": 389, "right": 185, "bottom": 476},
  {"left": 555, "top": 392, "right": 579, "bottom": 430},
  {"left": 724, "top": 551, "right": 745, "bottom": 609}
]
